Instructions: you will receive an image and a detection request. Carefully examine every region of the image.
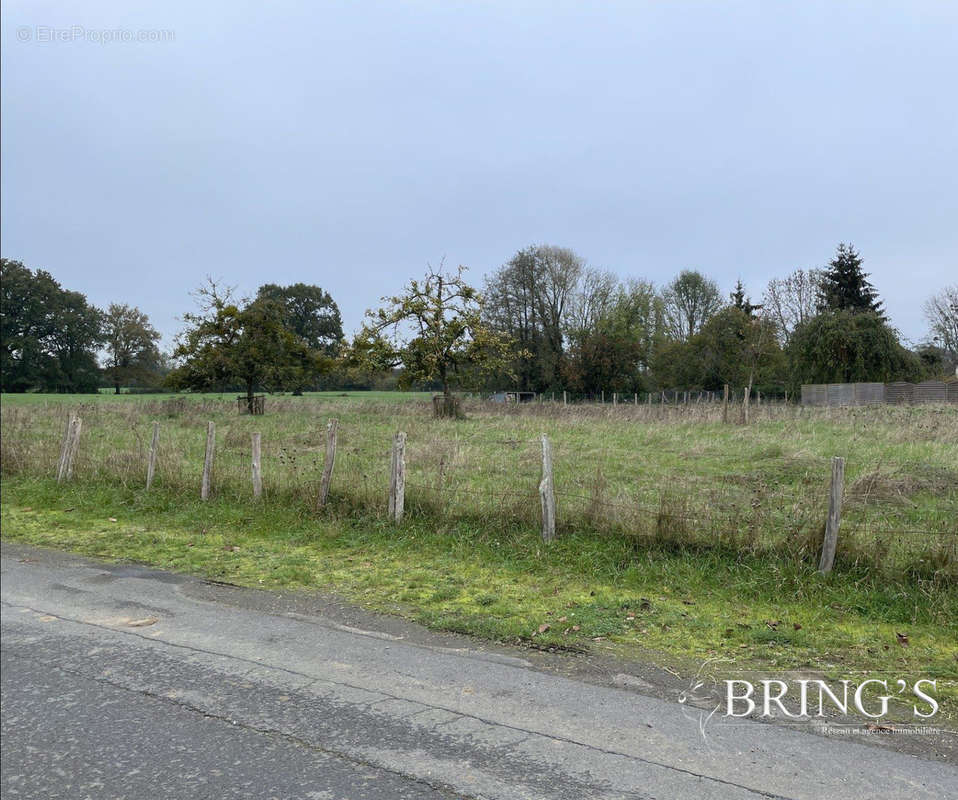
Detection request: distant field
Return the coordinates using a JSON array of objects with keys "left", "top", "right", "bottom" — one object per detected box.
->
[{"left": 1, "top": 390, "right": 433, "bottom": 405}]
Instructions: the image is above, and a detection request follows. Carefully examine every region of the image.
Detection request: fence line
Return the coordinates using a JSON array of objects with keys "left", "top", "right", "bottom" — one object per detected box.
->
[{"left": 5, "top": 407, "right": 955, "bottom": 576}]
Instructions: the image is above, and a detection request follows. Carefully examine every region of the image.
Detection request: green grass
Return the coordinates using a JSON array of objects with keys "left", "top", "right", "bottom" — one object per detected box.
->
[
  {"left": 1, "top": 393, "right": 956, "bottom": 724},
  {"left": 3, "top": 475, "right": 955, "bottom": 725}
]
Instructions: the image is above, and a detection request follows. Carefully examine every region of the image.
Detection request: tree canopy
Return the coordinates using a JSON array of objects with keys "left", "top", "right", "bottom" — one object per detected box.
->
[
  {"left": 1, "top": 258, "right": 104, "bottom": 392},
  {"left": 168, "top": 281, "right": 327, "bottom": 409},
  {"left": 354, "top": 264, "right": 515, "bottom": 412},
  {"left": 102, "top": 304, "right": 162, "bottom": 393}
]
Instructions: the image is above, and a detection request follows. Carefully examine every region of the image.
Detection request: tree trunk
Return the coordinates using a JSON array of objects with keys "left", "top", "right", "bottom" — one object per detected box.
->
[
  {"left": 246, "top": 380, "right": 255, "bottom": 414},
  {"left": 114, "top": 383, "right": 120, "bottom": 395}
]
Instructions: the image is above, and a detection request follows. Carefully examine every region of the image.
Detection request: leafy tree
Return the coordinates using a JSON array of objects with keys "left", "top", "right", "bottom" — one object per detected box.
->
[
  {"left": 787, "top": 310, "right": 920, "bottom": 388},
  {"left": 922, "top": 285, "right": 958, "bottom": 373},
  {"left": 817, "top": 243, "right": 883, "bottom": 315},
  {"left": 102, "top": 304, "right": 162, "bottom": 393},
  {"left": 1, "top": 258, "right": 103, "bottom": 393},
  {"left": 169, "top": 280, "right": 326, "bottom": 410},
  {"left": 564, "top": 279, "right": 663, "bottom": 394},
  {"left": 661, "top": 270, "right": 723, "bottom": 340},
  {"left": 693, "top": 307, "right": 783, "bottom": 392},
  {"left": 354, "top": 264, "right": 516, "bottom": 416},
  {"left": 255, "top": 283, "right": 343, "bottom": 354},
  {"left": 256, "top": 283, "right": 344, "bottom": 393}
]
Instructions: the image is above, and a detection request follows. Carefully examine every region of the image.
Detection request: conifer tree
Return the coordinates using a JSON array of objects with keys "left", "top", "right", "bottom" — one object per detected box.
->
[{"left": 817, "top": 243, "right": 883, "bottom": 316}]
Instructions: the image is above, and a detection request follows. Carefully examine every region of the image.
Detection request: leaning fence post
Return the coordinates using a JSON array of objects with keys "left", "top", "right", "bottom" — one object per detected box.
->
[
  {"left": 539, "top": 434, "right": 556, "bottom": 543},
  {"left": 316, "top": 418, "right": 338, "bottom": 509},
  {"left": 818, "top": 456, "right": 845, "bottom": 574},
  {"left": 388, "top": 431, "right": 406, "bottom": 522},
  {"left": 146, "top": 421, "right": 160, "bottom": 490},
  {"left": 251, "top": 432, "right": 262, "bottom": 499},
  {"left": 201, "top": 421, "right": 215, "bottom": 501}
]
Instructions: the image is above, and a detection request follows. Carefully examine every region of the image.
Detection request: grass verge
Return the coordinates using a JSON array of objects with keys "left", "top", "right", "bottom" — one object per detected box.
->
[{"left": 3, "top": 474, "right": 955, "bottom": 726}]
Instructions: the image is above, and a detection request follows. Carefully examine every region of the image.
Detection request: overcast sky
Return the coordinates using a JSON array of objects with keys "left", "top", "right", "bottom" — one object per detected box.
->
[{"left": 2, "top": 1, "right": 956, "bottom": 349}]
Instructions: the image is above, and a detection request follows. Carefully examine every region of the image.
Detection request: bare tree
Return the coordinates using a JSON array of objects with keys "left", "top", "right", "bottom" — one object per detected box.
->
[
  {"left": 661, "top": 270, "right": 723, "bottom": 340},
  {"left": 565, "top": 268, "right": 619, "bottom": 335},
  {"left": 483, "top": 244, "right": 584, "bottom": 390},
  {"left": 762, "top": 268, "right": 823, "bottom": 344},
  {"left": 923, "top": 285, "right": 958, "bottom": 366}
]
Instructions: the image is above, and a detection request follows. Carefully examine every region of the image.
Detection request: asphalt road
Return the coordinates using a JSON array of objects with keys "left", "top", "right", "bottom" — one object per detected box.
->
[{"left": 2, "top": 542, "right": 956, "bottom": 799}]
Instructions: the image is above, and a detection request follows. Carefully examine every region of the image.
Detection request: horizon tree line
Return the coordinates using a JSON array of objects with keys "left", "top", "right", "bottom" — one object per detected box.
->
[{"left": 1, "top": 248, "right": 955, "bottom": 397}]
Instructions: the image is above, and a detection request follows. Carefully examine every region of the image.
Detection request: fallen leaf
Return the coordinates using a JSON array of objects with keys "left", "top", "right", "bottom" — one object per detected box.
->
[
  {"left": 765, "top": 620, "right": 780, "bottom": 630},
  {"left": 537, "top": 623, "right": 550, "bottom": 634},
  {"left": 558, "top": 616, "right": 567, "bottom": 623},
  {"left": 682, "top": 599, "right": 696, "bottom": 606},
  {"left": 896, "top": 632, "right": 909, "bottom": 647},
  {"left": 571, "top": 625, "right": 580, "bottom": 632},
  {"left": 62, "top": 507, "right": 75, "bottom": 512},
  {"left": 127, "top": 617, "right": 158, "bottom": 627},
  {"left": 108, "top": 517, "right": 118, "bottom": 522},
  {"left": 639, "top": 599, "right": 651, "bottom": 611},
  {"left": 865, "top": 722, "right": 895, "bottom": 732},
  {"left": 224, "top": 545, "right": 240, "bottom": 552},
  {"left": 21, "top": 507, "right": 33, "bottom": 512},
  {"left": 793, "top": 623, "right": 803, "bottom": 631}
]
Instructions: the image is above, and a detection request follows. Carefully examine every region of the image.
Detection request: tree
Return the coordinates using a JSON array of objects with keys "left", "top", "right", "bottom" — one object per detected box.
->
[
  {"left": 729, "top": 279, "right": 761, "bottom": 316},
  {"left": 354, "top": 264, "right": 515, "bottom": 417},
  {"left": 169, "top": 280, "right": 325, "bottom": 411},
  {"left": 817, "top": 243, "right": 883, "bottom": 315},
  {"left": 255, "top": 283, "right": 343, "bottom": 354},
  {"left": 787, "top": 310, "right": 920, "bottom": 388},
  {"left": 0, "top": 258, "right": 103, "bottom": 393},
  {"left": 762, "top": 268, "right": 823, "bottom": 344},
  {"left": 483, "top": 245, "right": 584, "bottom": 391},
  {"left": 102, "top": 304, "right": 162, "bottom": 393},
  {"left": 693, "top": 307, "right": 783, "bottom": 393},
  {"left": 922, "top": 285, "right": 958, "bottom": 372},
  {"left": 256, "top": 283, "right": 344, "bottom": 393},
  {"left": 564, "top": 279, "right": 663, "bottom": 394},
  {"left": 661, "top": 270, "right": 723, "bottom": 340}
]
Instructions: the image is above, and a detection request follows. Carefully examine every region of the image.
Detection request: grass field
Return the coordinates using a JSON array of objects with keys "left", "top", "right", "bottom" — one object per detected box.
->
[{"left": 2, "top": 392, "right": 956, "bottom": 723}]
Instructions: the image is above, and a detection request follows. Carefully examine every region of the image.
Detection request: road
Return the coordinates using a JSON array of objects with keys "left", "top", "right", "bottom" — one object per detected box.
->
[{"left": 2, "top": 542, "right": 956, "bottom": 799}]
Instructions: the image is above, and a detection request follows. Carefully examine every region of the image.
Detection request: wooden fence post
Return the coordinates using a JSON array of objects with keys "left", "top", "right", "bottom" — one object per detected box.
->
[
  {"left": 58, "top": 415, "right": 82, "bottom": 483},
  {"left": 563, "top": 390, "right": 567, "bottom": 406},
  {"left": 65, "top": 417, "right": 82, "bottom": 479},
  {"left": 316, "top": 418, "right": 338, "bottom": 509},
  {"left": 742, "top": 386, "right": 751, "bottom": 425},
  {"left": 146, "top": 421, "right": 160, "bottom": 490},
  {"left": 818, "top": 456, "right": 845, "bottom": 574},
  {"left": 539, "top": 434, "right": 556, "bottom": 543},
  {"left": 613, "top": 392, "right": 617, "bottom": 407},
  {"left": 388, "top": 431, "right": 406, "bottom": 522},
  {"left": 56, "top": 413, "right": 75, "bottom": 482},
  {"left": 722, "top": 384, "right": 729, "bottom": 423},
  {"left": 201, "top": 421, "right": 215, "bottom": 501},
  {"left": 251, "top": 432, "right": 262, "bottom": 499}
]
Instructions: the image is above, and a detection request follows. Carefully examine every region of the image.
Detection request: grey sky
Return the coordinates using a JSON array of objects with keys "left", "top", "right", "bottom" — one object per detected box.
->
[{"left": 2, "top": 1, "right": 956, "bottom": 349}]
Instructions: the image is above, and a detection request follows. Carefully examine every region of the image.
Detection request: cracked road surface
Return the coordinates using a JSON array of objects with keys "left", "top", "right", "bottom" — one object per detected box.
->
[{"left": 2, "top": 543, "right": 956, "bottom": 799}]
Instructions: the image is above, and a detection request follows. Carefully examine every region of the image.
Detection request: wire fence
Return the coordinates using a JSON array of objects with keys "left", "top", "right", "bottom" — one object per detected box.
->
[{"left": 1, "top": 396, "right": 955, "bottom": 578}]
